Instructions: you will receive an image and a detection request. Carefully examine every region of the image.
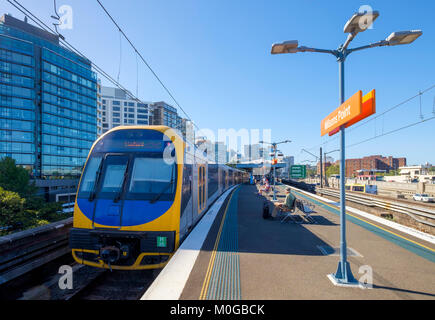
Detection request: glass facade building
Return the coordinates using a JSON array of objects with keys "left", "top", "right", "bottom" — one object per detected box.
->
[{"left": 0, "top": 14, "right": 97, "bottom": 179}]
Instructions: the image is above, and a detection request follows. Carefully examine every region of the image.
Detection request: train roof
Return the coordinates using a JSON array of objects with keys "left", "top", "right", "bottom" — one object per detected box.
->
[{"left": 91, "top": 126, "right": 247, "bottom": 173}]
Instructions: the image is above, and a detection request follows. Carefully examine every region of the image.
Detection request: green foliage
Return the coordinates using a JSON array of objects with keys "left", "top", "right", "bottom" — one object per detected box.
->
[
  {"left": 306, "top": 168, "right": 316, "bottom": 178},
  {"left": 0, "top": 157, "right": 37, "bottom": 198},
  {"left": 326, "top": 164, "right": 340, "bottom": 177},
  {"left": 0, "top": 157, "right": 71, "bottom": 236},
  {"left": 37, "top": 202, "right": 64, "bottom": 222},
  {"left": 385, "top": 169, "right": 400, "bottom": 176},
  {"left": 0, "top": 187, "right": 39, "bottom": 235}
]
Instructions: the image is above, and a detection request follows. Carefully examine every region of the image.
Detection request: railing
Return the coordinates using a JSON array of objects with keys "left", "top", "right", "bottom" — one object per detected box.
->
[
  {"left": 0, "top": 218, "right": 73, "bottom": 285},
  {"left": 62, "top": 202, "right": 75, "bottom": 213},
  {"left": 316, "top": 188, "right": 435, "bottom": 227}
]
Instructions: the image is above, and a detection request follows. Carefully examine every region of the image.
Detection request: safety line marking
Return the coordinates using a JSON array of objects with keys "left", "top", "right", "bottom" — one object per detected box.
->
[
  {"left": 141, "top": 186, "right": 237, "bottom": 300},
  {"left": 285, "top": 186, "right": 435, "bottom": 258},
  {"left": 199, "top": 189, "right": 235, "bottom": 299},
  {"left": 199, "top": 187, "right": 241, "bottom": 300}
]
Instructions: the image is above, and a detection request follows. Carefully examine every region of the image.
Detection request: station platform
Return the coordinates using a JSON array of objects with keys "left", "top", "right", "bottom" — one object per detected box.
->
[{"left": 144, "top": 184, "right": 435, "bottom": 300}]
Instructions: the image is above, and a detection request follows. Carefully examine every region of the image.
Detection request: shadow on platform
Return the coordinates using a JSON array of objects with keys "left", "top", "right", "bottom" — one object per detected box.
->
[
  {"left": 234, "top": 185, "right": 333, "bottom": 256},
  {"left": 372, "top": 284, "right": 435, "bottom": 298}
]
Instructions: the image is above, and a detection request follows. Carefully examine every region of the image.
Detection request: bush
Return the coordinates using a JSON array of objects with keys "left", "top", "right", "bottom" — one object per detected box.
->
[
  {"left": 0, "top": 157, "right": 37, "bottom": 198},
  {"left": 0, "top": 187, "right": 39, "bottom": 235},
  {"left": 0, "top": 158, "right": 72, "bottom": 235}
]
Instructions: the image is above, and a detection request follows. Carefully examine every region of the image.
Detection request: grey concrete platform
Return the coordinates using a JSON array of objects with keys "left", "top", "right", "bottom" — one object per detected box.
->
[{"left": 180, "top": 184, "right": 435, "bottom": 300}]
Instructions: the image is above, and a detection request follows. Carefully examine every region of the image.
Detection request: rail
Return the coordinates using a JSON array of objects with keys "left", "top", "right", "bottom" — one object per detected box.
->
[
  {"left": 0, "top": 218, "right": 73, "bottom": 285},
  {"left": 316, "top": 188, "right": 435, "bottom": 227}
]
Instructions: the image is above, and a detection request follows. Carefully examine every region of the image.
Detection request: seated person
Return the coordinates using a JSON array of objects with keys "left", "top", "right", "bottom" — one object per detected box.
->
[{"left": 278, "top": 188, "right": 296, "bottom": 211}]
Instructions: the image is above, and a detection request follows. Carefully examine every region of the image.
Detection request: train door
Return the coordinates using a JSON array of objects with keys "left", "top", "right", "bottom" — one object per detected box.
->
[
  {"left": 198, "top": 164, "right": 207, "bottom": 213},
  {"left": 225, "top": 169, "right": 229, "bottom": 190},
  {"left": 180, "top": 151, "right": 194, "bottom": 238}
]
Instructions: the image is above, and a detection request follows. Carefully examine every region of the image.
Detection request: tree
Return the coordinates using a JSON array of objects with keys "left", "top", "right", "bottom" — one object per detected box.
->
[
  {"left": 0, "top": 187, "right": 38, "bottom": 235},
  {"left": 326, "top": 164, "right": 340, "bottom": 177},
  {"left": 0, "top": 157, "right": 37, "bottom": 198},
  {"left": 0, "top": 157, "right": 68, "bottom": 235},
  {"left": 306, "top": 168, "right": 316, "bottom": 178},
  {"left": 385, "top": 169, "right": 400, "bottom": 176}
]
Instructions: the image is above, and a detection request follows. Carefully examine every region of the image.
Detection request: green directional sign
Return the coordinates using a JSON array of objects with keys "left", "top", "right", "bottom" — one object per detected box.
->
[{"left": 290, "top": 165, "right": 306, "bottom": 179}]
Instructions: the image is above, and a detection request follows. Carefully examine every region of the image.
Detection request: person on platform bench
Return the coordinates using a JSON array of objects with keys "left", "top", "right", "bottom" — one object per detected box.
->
[{"left": 284, "top": 187, "right": 296, "bottom": 210}]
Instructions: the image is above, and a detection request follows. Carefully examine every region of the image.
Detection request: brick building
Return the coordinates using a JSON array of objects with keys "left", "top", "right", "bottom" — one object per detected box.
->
[
  {"left": 317, "top": 161, "right": 332, "bottom": 175},
  {"left": 342, "top": 155, "right": 406, "bottom": 177}
]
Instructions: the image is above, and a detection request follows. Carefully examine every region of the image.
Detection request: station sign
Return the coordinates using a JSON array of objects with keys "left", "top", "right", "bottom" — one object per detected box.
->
[
  {"left": 290, "top": 165, "right": 306, "bottom": 179},
  {"left": 320, "top": 90, "right": 362, "bottom": 137},
  {"left": 328, "top": 89, "right": 376, "bottom": 136}
]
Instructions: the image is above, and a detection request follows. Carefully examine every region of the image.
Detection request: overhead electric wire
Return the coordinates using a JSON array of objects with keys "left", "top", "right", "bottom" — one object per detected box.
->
[
  {"left": 95, "top": 0, "right": 197, "bottom": 128},
  {"left": 346, "top": 84, "right": 435, "bottom": 134},
  {"left": 7, "top": 0, "right": 165, "bottom": 112},
  {"left": 8, "top": 0, "right": 199, "bottom": 134},
  {"left": 301, "top": 84, "right": 435, "bottom": 153},
  {"left": 347, "top": 114, "right": 435, "bottom": 149}
]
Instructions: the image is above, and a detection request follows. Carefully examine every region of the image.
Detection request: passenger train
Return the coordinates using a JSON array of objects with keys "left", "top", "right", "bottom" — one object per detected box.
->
[
  {"left": 70, "top": 126, "right": 248, "bottom": 270},
  {"left": 345, "top": 183, "right": 378, "bottom": 195}
]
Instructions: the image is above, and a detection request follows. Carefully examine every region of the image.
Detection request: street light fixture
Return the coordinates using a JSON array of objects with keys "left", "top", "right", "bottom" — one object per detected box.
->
[
  {"left": 271, "top": 40, "right": 299, "bottom": 54},
  {"left": 271, "top": 9, "right": 422, "bottom": 287},
  {"left": 386, "top": 30, "right": 423, "bottom": 46},
  {"left": 343, "top": 11, "right": 379, "bottom": 34}
]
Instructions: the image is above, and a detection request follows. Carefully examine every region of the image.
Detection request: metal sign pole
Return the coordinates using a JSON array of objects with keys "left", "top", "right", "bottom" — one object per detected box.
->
[{"left": 331, "top": 54, "right": 357, "bottom": 285}]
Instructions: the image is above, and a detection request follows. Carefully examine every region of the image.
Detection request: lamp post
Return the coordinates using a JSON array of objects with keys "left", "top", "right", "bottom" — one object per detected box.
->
[
  {"left": 260, "top": 140, "right": 291, "bottom": 201},
  {"left": 271, "top": 10, "right": 422, "bottom": 286}
]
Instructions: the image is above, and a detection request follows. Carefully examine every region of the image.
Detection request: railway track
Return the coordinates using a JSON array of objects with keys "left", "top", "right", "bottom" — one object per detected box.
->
[
  {"left": 316, "top": 188, "right": 435, "bottom": 226},
  {"left": 66, "top": 268, "right": 160, "bottom": 300},
  {"left": 0, "top": 218, "right": 161, "bottom": 300},
  {"left": 0, "top": 218, "right": 73, "bottom": 287}
]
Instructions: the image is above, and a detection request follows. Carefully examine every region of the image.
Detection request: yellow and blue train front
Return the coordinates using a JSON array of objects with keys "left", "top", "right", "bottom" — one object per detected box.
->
[{"left": 70, "top": 127, "right": 183, "bottom": 270}]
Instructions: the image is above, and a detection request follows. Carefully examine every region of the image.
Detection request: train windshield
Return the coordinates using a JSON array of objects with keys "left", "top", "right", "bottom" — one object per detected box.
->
[
  {"left": 78, "top": 154, "right": 177, "bottom": 202},
  {"left": 79, "top": 156, "right": 103, "bottom": 193},
  {"left": 78, "top": 129, "right": 178, "bottom": 202},
  {"left": 127, "top": 156, "right": 176, "bottom": 201}
]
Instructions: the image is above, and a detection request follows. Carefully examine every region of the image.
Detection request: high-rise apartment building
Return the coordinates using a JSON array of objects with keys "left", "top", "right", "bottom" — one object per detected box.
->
[
  {"left": 96, "top": 79, "right": 103, "bottom": 136},
  {"left": 244, "top": 144, "right": 261, "bottom": 161},
  {"left": 150, "top": 101, "right": 182, "bottom": 128},
  {"left": 215, "top": 141, "right": 227, "bottom": 164},
  {"left": 0, "top": 15, "right": 98, "bottom": 175},
  {"left": 100, "top": 86, "right": 150, "bottom": 134},
  {"left": 150, "top": 101, "right": 193, "bottom": 142}
]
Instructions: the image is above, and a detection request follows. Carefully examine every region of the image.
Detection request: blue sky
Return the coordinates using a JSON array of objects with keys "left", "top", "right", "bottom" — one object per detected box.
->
[{"left": 5, "top": 0, "right": 435, "bottom": 165}]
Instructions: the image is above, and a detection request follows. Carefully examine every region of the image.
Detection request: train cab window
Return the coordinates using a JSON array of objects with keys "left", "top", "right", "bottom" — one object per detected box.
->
[
  {"left": 78, "top": 156, "right": 102, "bottom": 194},
  {"left": 100, "top": 156, "right": 129, "bottom": 194},
  {"left": 127, "top": 157, "right": 176, "bottom": 200}
]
